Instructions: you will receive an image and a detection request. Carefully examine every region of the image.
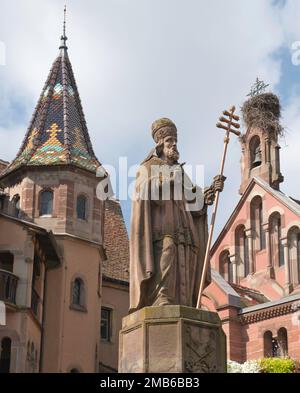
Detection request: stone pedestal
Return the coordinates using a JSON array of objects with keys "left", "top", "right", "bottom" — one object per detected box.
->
[{"left": 119, "top": 305, "right": 226, "bottom": 373}]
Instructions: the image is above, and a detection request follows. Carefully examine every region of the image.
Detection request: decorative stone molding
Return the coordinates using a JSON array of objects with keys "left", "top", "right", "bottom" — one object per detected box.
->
[
  {"left": 240, "top": 301, "right": 298, "bottom": 325},
  {"left": 291, "top": 302, "right": 300, "bottom": 311}
]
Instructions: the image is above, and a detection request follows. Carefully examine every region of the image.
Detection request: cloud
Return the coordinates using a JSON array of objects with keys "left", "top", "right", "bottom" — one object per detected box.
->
[{"left": 0, "top": 0, "right": 298, "bottom": 233}]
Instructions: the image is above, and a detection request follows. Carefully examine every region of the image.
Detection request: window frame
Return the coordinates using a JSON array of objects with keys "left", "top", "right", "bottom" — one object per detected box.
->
[
  {"left": 101, "top": 307, "right": 112, "bottom": 343},
  {"left": 76, "top": 194, "right": 88, "bottom": 221},
  {"left": 39, "top": 190, "right": 54, "bottom": 217},
  {"left": 70, "top": 277, "right": 87, "bottom": 312}
]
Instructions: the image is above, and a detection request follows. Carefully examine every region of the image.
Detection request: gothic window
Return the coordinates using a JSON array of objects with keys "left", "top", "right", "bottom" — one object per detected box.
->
[
  {"left": 250, "top": 196, "right": 265, "bottom": 251},
  {"left": 101, "top": 308, "right": 112, "bottom": 342},
  {"left": 219, "top": 250, "right": 232, "bottom": 282},
  {"left": 250, "top": 136, "right": 262, "bottom": 169},
  {"left": 235, "top": 225, "right": 249, "bottom": 279},
  {"left": 288, "top": 227, "right": 300, "bottom": 285},
  {"left": 12, "top": 194, "right": 20, "bottom": 218},
  {"left": 40, "top": 190, "right": 53, "bottom": 216},
  {"left": 71, "top": 278, "right": 86, "bottom": 309},
  {"left": 269, "top": 213, "right": 284, "bottom": 267},
  {"left": 77, "top": 195, "right": 87, "bottom": 220},
  {"left": 277, "top": 327, "right": 288, "bottom": 357},
  {"left": 0, "top": 337, "right": 11, "bottom": 373}
]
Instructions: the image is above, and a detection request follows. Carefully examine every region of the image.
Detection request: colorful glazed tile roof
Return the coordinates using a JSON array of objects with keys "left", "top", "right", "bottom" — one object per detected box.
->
[{"left": 4, "top": 41, "right": 100, "bottom": 175}]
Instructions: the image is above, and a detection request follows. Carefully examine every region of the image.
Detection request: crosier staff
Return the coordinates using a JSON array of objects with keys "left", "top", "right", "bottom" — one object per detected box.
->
[{"left": 196, "top": 106, "right": 241, "bottom": 309}]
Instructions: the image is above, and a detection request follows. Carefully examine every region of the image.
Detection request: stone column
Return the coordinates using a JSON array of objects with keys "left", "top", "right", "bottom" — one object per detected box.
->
[
  {"left": 263, "top": 223, "right": 274, "bottom": 278},
  {"left": 265, "top": 136, "right": 271, "bottom": 164},
  {"left": 245, "top": 228, "right": 254, "bottom": 274},
  {"left": 229, "top": 254, "right": 238, "bottom": 284},
  {"left": 282, "top": 237, "right": 292, "bottom": 294}
]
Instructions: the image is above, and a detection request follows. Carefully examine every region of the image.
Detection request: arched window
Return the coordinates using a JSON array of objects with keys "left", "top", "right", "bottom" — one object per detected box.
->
[
  {"left": 12, "top": 194, "right": 20, "bottom": 218},
  {"left": 263, "top": 330, "right": 273, "bottom": 357},
  {"left": 277, "top": 327, "right": 288, "bottom": 357},
  {"left": 0, "top": 337, "right": 11, "bottom": 373},
  {"left": 77, "top": 195, "right": 87, "bottom": 220},
  {"left": 235, "top": 225, "right": 249, "bottom": 279},
  {"left": 269, "top": 213, "right": 284, "bottom": 267},
  {"left": 219, "top": 250, "right": 232, "bottom": 282},
  {"left": 40, "top": 190, "right": 53, "bottom": 216},
  {"left": 72, "top": 278, "right": 85, "bottom": 308},
  {"left": 250, "top": 196, "right": 265, "bottom": 251},
  {"left": 250, "top": 136, "right": 262, "bottom": 169},
  {"left": 288, "top": 227, "right": 300, "bottom": 285}
]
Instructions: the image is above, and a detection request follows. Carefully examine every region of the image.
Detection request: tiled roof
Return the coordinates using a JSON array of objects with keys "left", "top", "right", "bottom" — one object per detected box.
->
[
  {"left": 103, "top": 199, "right": 129, "bottom": 283},
  {"left": 211, "top": 177, "right": 300, "bottom": 254},
  {"left": 254, "top": 177, "right": 300, "bottom": 217},
  {"left": 3, "top": 42, "right": 100, "bottom": 175},
  {"left": 231, "top": 283, "right": 269, "bottom": 307}
]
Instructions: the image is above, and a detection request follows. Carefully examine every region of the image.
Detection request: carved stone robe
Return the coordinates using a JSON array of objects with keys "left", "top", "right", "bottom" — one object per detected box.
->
[{"left": 129, "top": 154, "right": 211, "bottom": 312}]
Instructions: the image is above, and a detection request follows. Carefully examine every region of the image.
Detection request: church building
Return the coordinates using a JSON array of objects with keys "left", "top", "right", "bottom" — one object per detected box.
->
[{"left": 203, "top": 92, "right": 300, "bottom": 362}]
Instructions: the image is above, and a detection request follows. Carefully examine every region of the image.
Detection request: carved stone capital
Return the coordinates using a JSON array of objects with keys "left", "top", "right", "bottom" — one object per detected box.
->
[
  {"left": 281, "top": 237, "right": 289, "bottom": 247},
  {"left": 228, "top": 254, "right": 237, "bottom": 264},
  {"left": 262, "top": 222, "right": 270, "bottom": 232},
  {"left": 244, "top": 228, "right": 252, "bottom": 238}
]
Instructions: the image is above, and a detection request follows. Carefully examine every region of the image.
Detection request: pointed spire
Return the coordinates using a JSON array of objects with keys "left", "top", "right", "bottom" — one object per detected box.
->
[
  {"left": 1, "top": 9, "right": 101, "bottom": 177},
  {"left": 59, "top": 5, "right": 68, "bottom": 51}
]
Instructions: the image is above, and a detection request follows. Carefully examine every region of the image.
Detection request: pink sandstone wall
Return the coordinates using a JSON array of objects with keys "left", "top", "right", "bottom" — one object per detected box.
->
[
  {"left": 42, "top": 237, "right": 102, "bottom": 373},
  {"left": 100, "top": 282, "right": 129, "bottom": 371}
]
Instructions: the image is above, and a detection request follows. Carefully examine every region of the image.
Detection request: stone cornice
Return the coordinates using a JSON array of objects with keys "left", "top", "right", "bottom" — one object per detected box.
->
[{"left": 239, "top": 301, "right": 299, "bottom": 325}]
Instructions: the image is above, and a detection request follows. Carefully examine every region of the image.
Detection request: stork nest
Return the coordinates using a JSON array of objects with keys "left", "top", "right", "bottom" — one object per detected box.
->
[{"left": 241, "top": 93, "right": 284, "bottom": 139}]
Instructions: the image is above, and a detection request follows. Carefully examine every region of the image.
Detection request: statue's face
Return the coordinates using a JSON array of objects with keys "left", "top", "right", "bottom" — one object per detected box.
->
[{"left": 162, "top": 135, "right": 179, "bottom": 163}]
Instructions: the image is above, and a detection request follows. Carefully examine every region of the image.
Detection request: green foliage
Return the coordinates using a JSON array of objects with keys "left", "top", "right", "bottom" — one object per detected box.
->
[{"left": 259, "top": 358, "right": 295, "bottom": 374}]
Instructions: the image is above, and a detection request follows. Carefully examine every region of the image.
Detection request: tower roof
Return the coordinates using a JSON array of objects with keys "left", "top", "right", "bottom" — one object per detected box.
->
[{"left": 4, "top": 20, "right": 100, "bottom": 176}]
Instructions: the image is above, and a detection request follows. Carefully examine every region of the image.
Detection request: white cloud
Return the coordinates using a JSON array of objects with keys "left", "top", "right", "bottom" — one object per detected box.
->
[{"left": 0, "top": 0, "right": 299, "bottom": 232}]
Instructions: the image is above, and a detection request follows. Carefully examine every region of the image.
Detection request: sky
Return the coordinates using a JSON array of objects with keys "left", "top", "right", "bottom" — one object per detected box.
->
[{"left": 0, "top": 0, "right": 300, "bottom": 238}]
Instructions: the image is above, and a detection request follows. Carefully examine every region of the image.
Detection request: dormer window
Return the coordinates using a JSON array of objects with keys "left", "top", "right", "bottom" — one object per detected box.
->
[{"left": 40, "top": 190, "right": 53, "bottom": 216}]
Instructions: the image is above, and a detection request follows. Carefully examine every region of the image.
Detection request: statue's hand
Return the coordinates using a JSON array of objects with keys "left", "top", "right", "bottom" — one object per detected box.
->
[
  {"left": 212, "top": 175, "right": 226, "bottom": 193},
  {"left": 204, "top": 175, "right": 226, "bottom": 205},
  {"left": 204, "top": 186, "right": 215, "bottom": 206}
]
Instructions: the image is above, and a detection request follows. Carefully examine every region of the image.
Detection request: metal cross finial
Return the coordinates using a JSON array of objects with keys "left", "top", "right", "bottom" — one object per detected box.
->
[
  {"left": 247, "top": 77, "right": 269, "bottom": 97},
  {"left": 59, "top": 5, "right": 68, "bottom": 50},
  {"left": 63, "top": 5, "right": 67, "bottom": 37},
  {"left": 196, "top": 106, "right": 241, "bottom": 309}
]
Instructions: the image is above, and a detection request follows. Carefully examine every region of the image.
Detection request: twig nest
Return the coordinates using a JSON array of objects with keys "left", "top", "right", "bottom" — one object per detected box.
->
[{"left": 241, "top": 93, "right": 283, "bottom": 137}]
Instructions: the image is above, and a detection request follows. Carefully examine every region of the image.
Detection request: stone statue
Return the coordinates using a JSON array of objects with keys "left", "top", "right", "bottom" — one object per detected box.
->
[{"left": 129, "top": 118, "right": 225, "bottom": 312}]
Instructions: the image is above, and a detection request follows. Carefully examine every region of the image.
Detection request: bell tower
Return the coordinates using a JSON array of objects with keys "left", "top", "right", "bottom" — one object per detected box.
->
[{"left": 239, "top": 91, "right": 284, "bottom": 195}]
